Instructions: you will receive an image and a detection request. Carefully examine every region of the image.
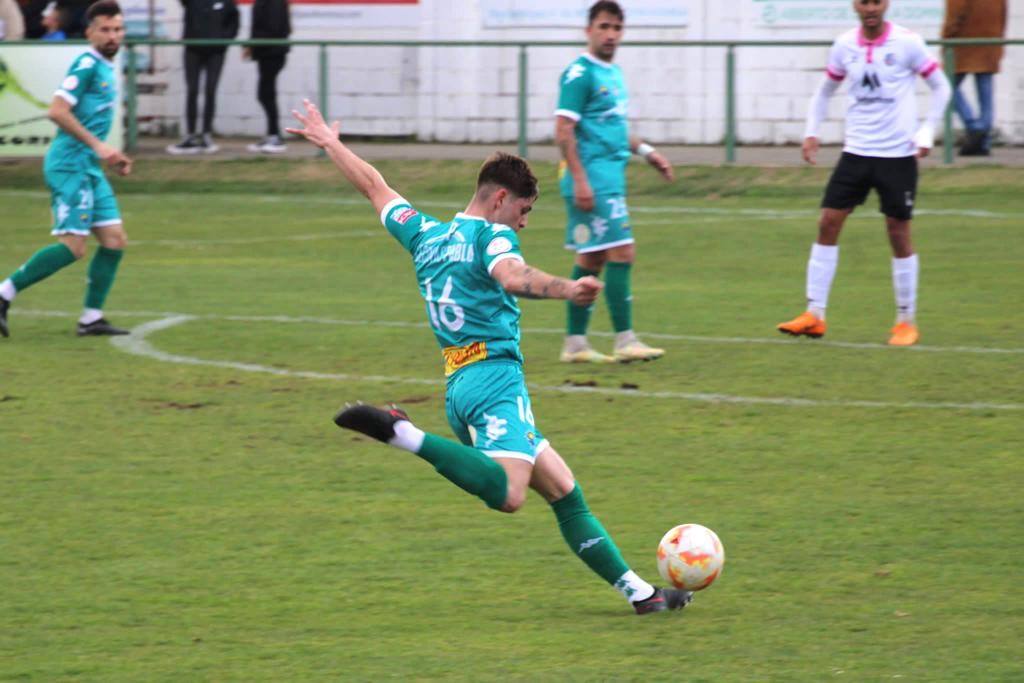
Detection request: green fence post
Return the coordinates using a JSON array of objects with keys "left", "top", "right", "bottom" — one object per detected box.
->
[
  {"left": 518, "top": 44, "right": 529, "bottom": 159},
  {"left": 943, "top": 44, "right": 955, "bottom": 165},
  {"left": 125, "top": 44, "right": 138, "bottom": 152},
  {"left": 318, "top": 43, "right": 329, "bottom": 117},
  {"left": 725, "top": 44, "right": 736, "bottom": 164}
]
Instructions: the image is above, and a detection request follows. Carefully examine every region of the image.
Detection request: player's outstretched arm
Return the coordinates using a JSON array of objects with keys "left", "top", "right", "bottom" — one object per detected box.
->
[
  {"left": 491, "top": 259, "right": 602, "bottom": 306},
  {"left": 49, "top": 96, "right": 132, "bottom": 175},
  {"left": 286, "top": 98, "right": 400, "bottom": 215}
]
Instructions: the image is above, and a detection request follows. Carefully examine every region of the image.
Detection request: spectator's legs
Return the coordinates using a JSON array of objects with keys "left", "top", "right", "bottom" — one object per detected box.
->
[
  {"left": 184, "top": 48, "right": 202, "bottom": 136},
  {"left": 975, "top": 73, "right": 995, "bottom": 151},
  {"left": 201, "top": 51, "right": 227, "bottom": 135},
  {"left": 256, "top": 56, "right": 287, "bottom": 137},
  {"left": 952, "top": 73, "right": 980, "bottom": 132}
]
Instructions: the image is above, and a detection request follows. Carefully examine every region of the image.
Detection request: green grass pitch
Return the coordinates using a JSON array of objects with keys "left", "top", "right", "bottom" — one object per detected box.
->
[{"left": 1, "top": 158, "right": 1021, "bottom": 680}]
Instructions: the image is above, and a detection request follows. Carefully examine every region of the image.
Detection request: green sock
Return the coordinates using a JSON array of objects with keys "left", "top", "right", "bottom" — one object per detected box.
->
[
  {"left": 9, "top": 243, "right": 77, "bottom": 292},
  {"left": 604, "top": 261, "right": 633, "bottom": 333},
  {"left": 551, "top": 484, "right": 630, "bottom": 586},
  {"left": 567, "top": 264, "right": 599, "bottom": 335},
  {"left": 84, "top": 246, "right": 123, "bottom": 310},
  {"left": 417, "top": 434, "right": 508, "bottom": 510}
]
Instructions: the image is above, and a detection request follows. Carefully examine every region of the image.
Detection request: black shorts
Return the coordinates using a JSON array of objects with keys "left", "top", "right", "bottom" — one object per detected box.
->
[{"left": 821, "top": 152, "right": 918, "bottom": 220}]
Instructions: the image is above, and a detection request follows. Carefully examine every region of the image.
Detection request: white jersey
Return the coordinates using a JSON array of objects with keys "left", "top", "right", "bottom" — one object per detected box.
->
[{"left": 825, "top": 22, "right": 939, "bottom": 158}]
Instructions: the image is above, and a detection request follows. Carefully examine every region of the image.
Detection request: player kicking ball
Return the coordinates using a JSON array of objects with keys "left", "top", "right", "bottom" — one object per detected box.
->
[
  {"left": 1, "top": 0, "right": 133, "bottom": 339},
  {"left": 777, "top": 0, "right": 951, "bottom": 346},
  {"left": 287, "top": 99, "right": 690, "bottom": 615}
]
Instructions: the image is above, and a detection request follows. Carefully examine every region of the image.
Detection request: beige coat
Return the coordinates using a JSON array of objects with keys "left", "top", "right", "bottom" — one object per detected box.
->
[
  {"left": 0, "top": 0, "right": 26, "bottom": 40},
  {"left": 942, "top": 0, "right": 1007, "bottom": 73}
]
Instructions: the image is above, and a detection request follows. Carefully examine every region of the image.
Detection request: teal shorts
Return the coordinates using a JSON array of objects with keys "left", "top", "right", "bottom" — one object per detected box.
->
[
  {"left": 45, "top": 164, "right": 121, "bottom": 235},
  {"left": 563, "top": 194, "right": 633, "bottom": 254},
  {"left": 445, "top": 360, "right": 548, "bottom": 463}
]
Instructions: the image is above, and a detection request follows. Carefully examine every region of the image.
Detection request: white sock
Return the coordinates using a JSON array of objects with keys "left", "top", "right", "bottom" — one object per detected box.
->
[
  {"left": 79, "top": 308, "right": 103, "bottom": 325},
  {"left": 615, "top": 570, "right": 656, "bottom": 603},
  {"left": 614, "top": 330, "right": 638, "bottom": 349},
  {"left": 563, "top": 334, "right": 590, "bottom": 353},
  {"left": 892, "top": 253, "right": 919, "bottom": 324},
  {"left": 0, "top": 279, "right": 16, "bottom": 301},
  {"left": 806, "top": 243, "right": 839, "bottom": 319},
  {"left": 389, "top": 420, "right": 425, "bottom": 453}
]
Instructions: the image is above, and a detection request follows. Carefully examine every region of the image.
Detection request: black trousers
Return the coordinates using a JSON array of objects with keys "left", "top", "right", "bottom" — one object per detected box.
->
[
  {"left": 184, "top": 48, "right": 226, "bottom": 135},
  {"left": 256, "top": 55, "right": 287, "bottom": 136}
]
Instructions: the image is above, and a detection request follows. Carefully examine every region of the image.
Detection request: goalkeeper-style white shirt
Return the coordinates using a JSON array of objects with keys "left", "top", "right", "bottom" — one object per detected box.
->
[{"left": 825, "top": 22, "right": 940, "bottom": 158}]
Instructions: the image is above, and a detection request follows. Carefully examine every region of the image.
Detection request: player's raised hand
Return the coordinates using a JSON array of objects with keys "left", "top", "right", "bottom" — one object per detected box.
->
[
  {"left": 802, "top": 136, "right": 820, "bottom": 165},
  {"left": 647, "top": 151, "right": 674, "bottom": 181},
  {"left": 574, "top": 178, "right": 595, "bottom": 212},
  {"left": 285, "top": 98, "right": 341, "bottom": 149},
  {"left": 569, "top": 275, "right": 603, "bottom": 306}
]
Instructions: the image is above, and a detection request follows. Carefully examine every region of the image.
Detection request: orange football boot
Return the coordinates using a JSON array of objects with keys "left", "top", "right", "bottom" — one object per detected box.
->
[
  {"left": 888, "top": 322, "right": 919, "bottom": 346},
  {"left": 777, "top": 311, "right": 827, "bottom": 338}
]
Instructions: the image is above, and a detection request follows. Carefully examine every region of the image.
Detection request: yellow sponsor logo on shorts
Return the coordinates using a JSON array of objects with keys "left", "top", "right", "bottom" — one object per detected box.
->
[{"left": 443, "top": 341, "right": 488, "bottom": 376}]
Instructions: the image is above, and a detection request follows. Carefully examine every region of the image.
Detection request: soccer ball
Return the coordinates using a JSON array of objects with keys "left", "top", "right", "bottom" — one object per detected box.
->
[{"left": 657, "top": 524, "right": 725, "bottom": 591}]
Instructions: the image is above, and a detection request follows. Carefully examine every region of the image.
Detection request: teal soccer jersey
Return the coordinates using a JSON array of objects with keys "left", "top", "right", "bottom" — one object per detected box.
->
[
  {"left": 43, "top": 48, "right": 121, "bottom": 233},
  {"left": 380, "top": 197, "right": 526, "bottom": 376},
  {"left": 46, "top": 48, "right": 118, "bottom": 171},
  {"left": 380, "top": 196, "right": 548, "bottom": 460},
  {"left": 555, "top": 54, "right": 630, "bottom": 198}
]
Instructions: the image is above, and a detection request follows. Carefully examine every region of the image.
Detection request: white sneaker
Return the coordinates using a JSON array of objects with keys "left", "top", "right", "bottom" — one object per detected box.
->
[
  {"left": 613, "top": 340, "right": 665, "bottom": 363},
  {"left": 559, "top": 339, "right": 614, "bottom": 364},
  {"left": 166, "top": 134, "right": 204, "bottom": 155},
  {"left": 200, "top": 133, "right": 219, "bottom": 154},
  {"left": 247, "top": 135, "right": 287, "bottom": 154}
]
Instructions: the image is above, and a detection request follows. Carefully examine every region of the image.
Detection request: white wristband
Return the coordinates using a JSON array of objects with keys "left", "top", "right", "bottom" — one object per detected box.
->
[{"left": 636, "top": 142, "right": 656, "bottom": 159}]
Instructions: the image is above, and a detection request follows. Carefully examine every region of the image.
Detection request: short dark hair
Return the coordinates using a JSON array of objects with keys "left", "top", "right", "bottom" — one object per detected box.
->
[
  {"left": 86, "top": 0, "right": 122, "bottom": 22},
  {"left": 588, "top": 1, "right": 624, "bottom": 24},
  {"left": 477, "top": 152, "right": 538, "bottom": 200}
]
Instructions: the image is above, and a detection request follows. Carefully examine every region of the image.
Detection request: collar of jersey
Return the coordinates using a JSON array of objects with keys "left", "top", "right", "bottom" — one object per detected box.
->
[
  {"left": 454, "top": 212, "right": 487, "bottom": 222},
  {"left": 857, "top": 21, "right": 892, "bottom": 47},
  {"left": 581, "top": 53, "right": 615, "bottom": 69},
  {"left": 87, "top": 47, "right": 115, "bottom": 66}
]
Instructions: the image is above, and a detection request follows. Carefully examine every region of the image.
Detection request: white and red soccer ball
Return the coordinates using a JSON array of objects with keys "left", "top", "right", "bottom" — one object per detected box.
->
[{"left": 657, "top": 524, "right": 725, "bottom": 591}]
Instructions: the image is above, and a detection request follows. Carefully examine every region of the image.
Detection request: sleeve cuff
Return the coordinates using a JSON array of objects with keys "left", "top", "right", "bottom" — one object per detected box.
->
[
  {"left": 554, "top": 108, "right": 581, "bottom": 122},
  {"left": 486, "top": 252, "right": 524, "bottom": 274},
  {"left": 379, "top": 196, "right": 408, "bottom": 226},
  {"left": 825, "top": 68, "right": 845, "bottom": 82},
  {"left": 919, "top": 61, "right": 939, "bottom": 78},
  {"left": 55, "top": 90, "right": 78, "bottom": 106}
]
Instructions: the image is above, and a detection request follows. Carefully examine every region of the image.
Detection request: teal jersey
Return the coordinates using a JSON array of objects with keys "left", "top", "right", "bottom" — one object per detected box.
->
[
  {"left": 555, "top": 53, "right": 630, "bottom": 198},
  {"left": 45, "top": 49, "right": 118, "bottom": 171},
  {"left": 380, "top": 198, "right": 526, "bottom": 376}
]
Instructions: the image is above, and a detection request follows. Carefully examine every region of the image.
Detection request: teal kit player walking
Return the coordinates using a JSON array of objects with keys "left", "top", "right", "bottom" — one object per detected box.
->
[
  {"left": 286, "top": 98, "right": 692, "bottom": 615},
  {"left": 555, "top": 1, "right": 675, "bottom": 364},
  {"left": 0, "top": 0, "right": 133, "bottom": 339}
]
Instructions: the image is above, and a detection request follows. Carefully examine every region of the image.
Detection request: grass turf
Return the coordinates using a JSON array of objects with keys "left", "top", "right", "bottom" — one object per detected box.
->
[{"left": 1, "top": 158, "right": 1022, "bottom": 681}]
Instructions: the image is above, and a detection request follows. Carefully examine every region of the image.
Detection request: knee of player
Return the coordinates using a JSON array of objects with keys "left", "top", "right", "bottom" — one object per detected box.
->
[
  {"left": 102, "top": 233, "right": 128, "bottom": 250},
  {"left": 498, "top": 488, "right": 527, "bottom": 513},
  {"left": 64, "top": 241, "right": 88, "bottom": 260}
]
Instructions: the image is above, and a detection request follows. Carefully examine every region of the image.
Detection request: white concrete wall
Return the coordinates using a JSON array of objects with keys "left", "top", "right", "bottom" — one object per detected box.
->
[{"left": 146, "top": 0, "right": 1024, "bottom": 144}]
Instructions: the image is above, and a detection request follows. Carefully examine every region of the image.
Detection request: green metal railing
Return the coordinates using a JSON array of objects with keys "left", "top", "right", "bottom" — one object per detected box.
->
[{"left": 9, "top": 37, "right": 1019, "bottom": 164}]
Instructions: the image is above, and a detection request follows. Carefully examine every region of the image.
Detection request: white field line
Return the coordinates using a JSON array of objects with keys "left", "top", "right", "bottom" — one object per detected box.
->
[
  {"left": 102, "top": 315, "right": 1023, "bottom": 412},
  {"left": 14, "top": 309, "right": 1015, "bottom": 411},
  {"left": 19, "top": 308, "right": 1024, "bottom": 356},
  {"left": 3, "top": 188, "right": 1024, "bottom": 220}
]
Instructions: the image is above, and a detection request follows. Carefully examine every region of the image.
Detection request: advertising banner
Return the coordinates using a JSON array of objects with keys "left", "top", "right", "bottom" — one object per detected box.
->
[
  {"left": 237, "top": 0, "right": 420, "bottom": 28},
  {"left": 751, "top": 0, "right": 944, "bottom": 27},
  {"left": 0, "top": 45, "right": 124, "bottom": 158},
  {"left": 481, "top": 0, "right": 688, "bottom": 28}
]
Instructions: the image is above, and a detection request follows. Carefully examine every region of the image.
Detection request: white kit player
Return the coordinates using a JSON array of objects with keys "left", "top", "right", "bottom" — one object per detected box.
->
[{"left": 777, "top": 0, "right": 951, "bottom": 346}]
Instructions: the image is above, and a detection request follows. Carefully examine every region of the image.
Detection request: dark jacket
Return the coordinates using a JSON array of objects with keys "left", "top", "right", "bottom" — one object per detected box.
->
[
  {"left": 942, "top": 0, "right": 1007, "bottom": 74},
  {"left": 250, "top": 0, "right": 291, "bottom": 59},
  {"left": 180, "top": 0, "right": 240, "bottom": 54}
]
